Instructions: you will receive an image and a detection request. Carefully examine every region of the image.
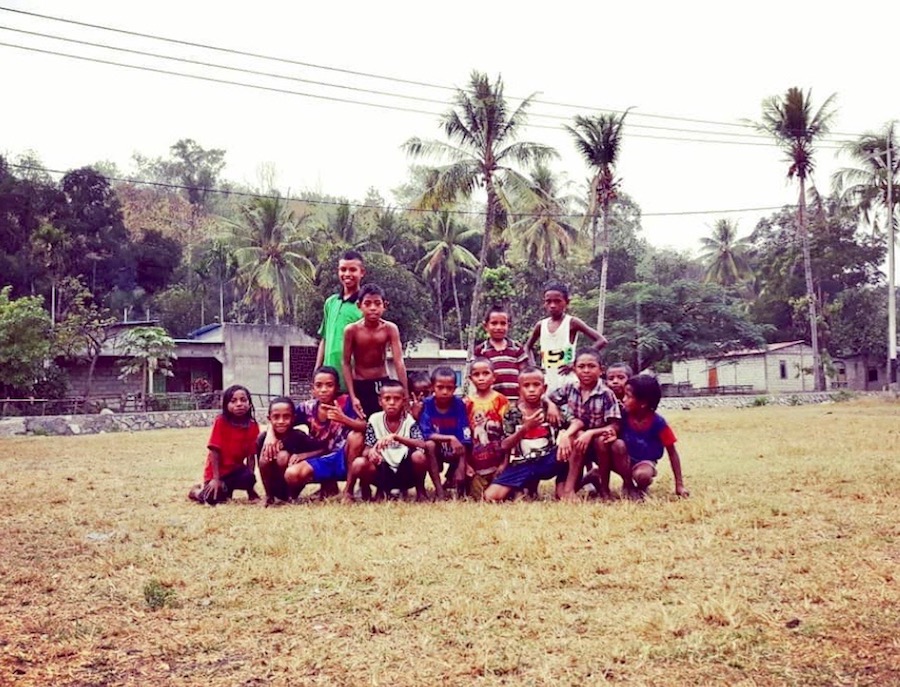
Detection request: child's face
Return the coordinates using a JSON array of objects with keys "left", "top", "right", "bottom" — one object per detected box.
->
[
  {"left": 622, "top": 384, "right": 644, "bottom": 414},
  {"left": 313, "top": 373, "right": 337, "bottom": 404},
  {"left": 606, "top": 368, "right": 629, "bottom": 399},
  {"left": 432, "top": 375, "right": 456, "bottom": 404},
  {"left": 360, "top": 294, "right": 386, "bottom": 322},
  {"left": 484, "top": 312, "right": 509, "bottom": 341},
  {"left": 543, "top": 290, "right": 568, "bottom": 319},
  {"left": 469, "top": 362, "right": 495, "bottom": 393},
  {"left": 337, "top": 259, "right": 364, "bottom": 292},
  {"left": 379, "top": 388, "right": 406, "bottom": 418},
  {"left": 518, "top": 371, "right": 546, "bottom": 405},
  {"left": 411, "top": 379, "right": 432, "bottom": 402},
  {"left": 227, "top": 389, "right": 250, "bottom": 417},
  {"left": 268, "top": 402, "right": 294, "bottom": 436},
  {"left": 574, "top": 354, "right": 602, "bottom": 389}
]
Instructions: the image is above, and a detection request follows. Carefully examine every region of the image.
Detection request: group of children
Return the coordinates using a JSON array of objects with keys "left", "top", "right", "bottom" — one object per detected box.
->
[{"left": 188, "top": 251, "right": 688, "bottom": 506}]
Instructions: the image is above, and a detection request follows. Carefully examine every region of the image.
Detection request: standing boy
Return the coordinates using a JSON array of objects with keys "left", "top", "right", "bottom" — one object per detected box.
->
[
  {"left": 525, "top": 282, "right": 607, "bottom": 394},
  {"left": 473, "top": 306, "right": 528, "bottom": 402},
  {"left": 343, "top": 380, "right": 430, "bottom": 502},
  {"left": 342, "top": 283, "right": 408, "bottom": 419},
  {"left": 316, "top": 250, "right": 365, "bottom": 392}
]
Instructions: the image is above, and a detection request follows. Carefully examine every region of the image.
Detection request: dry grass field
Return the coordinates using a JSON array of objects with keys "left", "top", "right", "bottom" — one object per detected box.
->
[{"left": 1, "top": 399, "right": 899, "bottom": 686}]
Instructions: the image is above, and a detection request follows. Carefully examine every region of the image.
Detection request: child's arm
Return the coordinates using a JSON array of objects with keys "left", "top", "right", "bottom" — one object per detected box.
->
[
  {"left": 387, "top": 323, "right": 408, "bottom": 396},
  {"left": 556, "top": 419, "right": 584, "bottom": 461},
  {"left": 523, "top": 322, "right": 541, "bottom": 366},
  {"left": 206, "top": 448, "right": 224, "bottom": 499},
  {"left": 314, "top": 337, "right": 325, "bottom": 370},
  {"left": 666, "top": 445, "right": 688, "bottom": 496},
  {"left": 342, "top": 326, "right": 364, "bottom": 418},
  {"left": 574, "top": 418, "right": 620, "bottom": 452},
  {"left": 570, "top": 317, "right": 608, "bottom": 350}
]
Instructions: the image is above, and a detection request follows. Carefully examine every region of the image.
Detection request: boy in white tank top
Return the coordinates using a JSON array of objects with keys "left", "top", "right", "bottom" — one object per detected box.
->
[{"left": 525, "top": 282, "right": 608, "bottom": 394}]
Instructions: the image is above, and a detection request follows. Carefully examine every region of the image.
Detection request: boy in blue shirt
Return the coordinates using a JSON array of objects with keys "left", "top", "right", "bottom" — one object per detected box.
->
[{"left": 418, "top": 366, "right": 471, "bottom": 499}]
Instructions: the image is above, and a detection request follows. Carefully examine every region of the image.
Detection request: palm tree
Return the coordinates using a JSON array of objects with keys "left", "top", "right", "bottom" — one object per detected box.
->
[
  {"left": 833, "top": 123, "right": 899, "bottom": 234},
  {"left": 755, "top": 87, "right": 837, "bottom": 391},
  {"left": 404, "top": 71, "right": 556, "bottom": 355},
  {"left": 223, "top": 195, "right": 315, "bottom": 324},
  {"left": 699, "top": 219, "right": 753, "bottom": 287},
  {"left": 510, "top": 163, "right": 579, "bottom": 271},
  {"left": 417, "top": 212, "right": 480, "bottom": 348},
  {"left": 566, "top": 110, "right": 629, "bottom": 334}
]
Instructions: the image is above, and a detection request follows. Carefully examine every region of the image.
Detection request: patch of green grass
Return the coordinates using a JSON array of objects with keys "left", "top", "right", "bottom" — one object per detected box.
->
[{"left": 143, "top": 579, "right": 178, "bottom": 610}]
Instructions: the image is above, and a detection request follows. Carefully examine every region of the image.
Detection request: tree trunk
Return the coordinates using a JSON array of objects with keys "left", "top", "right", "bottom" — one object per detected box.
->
[
  {"left": 435, "top": 266, "right": 445, "bottom": 343},
  {"left": 596, "top": 200, "right": 611, "bottom": 335},
  {"left": 586, "top": 175, "right": 600, "bottom": 258},
  {"left": 452, "top": 272, "right": 464, "bottom": 349},
  {"left": 219, "top": 280, "right": 225, "bottom": 323},
  {"left": 798, "top": 178, "right": 825, "bottom": 391},
  {"left": 466, "top": 178, "right": 495, "bottom": 361}
]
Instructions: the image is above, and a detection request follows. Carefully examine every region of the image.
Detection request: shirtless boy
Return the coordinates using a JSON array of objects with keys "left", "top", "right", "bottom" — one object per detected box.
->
[{"left": 342, "top": 283, "right": 408, "bottom": 418}]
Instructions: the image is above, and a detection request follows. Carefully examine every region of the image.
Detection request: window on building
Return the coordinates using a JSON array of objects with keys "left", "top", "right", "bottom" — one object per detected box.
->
[
  {"left": 868, "top": 367, "right": 879, "bottom": 383},
  {"left": 779, "top": 360, "right": 787, "bottom": 379},
  {"left": 268, "top": 346, "right": 284, "bottom": 397}
]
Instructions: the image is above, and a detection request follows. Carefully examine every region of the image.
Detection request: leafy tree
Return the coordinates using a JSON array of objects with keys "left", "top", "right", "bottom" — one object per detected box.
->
[
  {"left": 116, "top": 326, "right": 177, "bottom": 410},
  {"left": 827, "top": 287, "right": 892, "bottom": 388},
  {"left": 699, "top": 219, "right": 753, "bottom": 287},
  {"left": 637, "top": 245, "right": 704, "bottom": 286},
  {"left": 417, "top": 212, "right": 480, "bottom": 346},
  {"left": 404, "top": 71, "right": 556, "bottom": 356},
  {"left": 134, "top": 139, "right": 227, "bottom": 211},
  {"left": 0, "top": 286, "right": 52, "bottom": 395},
  {"left": 133, "top": 229, "right": 183, "bottom": 296},
  {"left": 567, "top": 110, "right": 629, "bottom": 333},
  {"left": 509, "top": 163, "right": 578, "bottom": 270},
  {"left": 152, "top": 285, "right": 206, "bottom": 338},
  {"left": 223, "top": 194, "right": 315, "bottom": 324},
  {"left": 53, "top": 277, "right": 117, "bottom": 398},
  {"left": 754, "top": 87, "right": 837, "bottom": 390}
]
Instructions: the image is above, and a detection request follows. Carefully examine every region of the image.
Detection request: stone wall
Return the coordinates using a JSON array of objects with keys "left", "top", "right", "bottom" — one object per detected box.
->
[
  {"left": 658, "top": 391, "right": 859, "bottom": 410},
  {"left": 0, "top": 409, "right": 221, "bottom": 437}
]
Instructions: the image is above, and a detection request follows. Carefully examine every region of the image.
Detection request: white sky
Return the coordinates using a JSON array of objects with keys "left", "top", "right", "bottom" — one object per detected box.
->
[{"left": 1, "top": 0, "right": 898, "bottom": 254}]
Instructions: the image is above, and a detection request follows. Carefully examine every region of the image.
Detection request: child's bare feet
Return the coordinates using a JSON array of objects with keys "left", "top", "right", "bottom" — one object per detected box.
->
[
  {"left": 247, "top": 489, "right": 261, "bottom": 502},
  {"left": 340, "top": 492, "right": 354, "bottom": 504}
]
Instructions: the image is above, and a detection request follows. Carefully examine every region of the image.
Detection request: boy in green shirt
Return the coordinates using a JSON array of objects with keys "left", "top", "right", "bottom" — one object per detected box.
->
[{"left": 315, "top": 251, "right": 365, "bottom": 392}]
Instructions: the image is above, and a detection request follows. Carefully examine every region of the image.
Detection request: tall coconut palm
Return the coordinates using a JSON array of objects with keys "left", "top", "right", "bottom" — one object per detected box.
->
[
  {"left": 417, "top": 212, "right": 480, "bottom": 348},
  {"left": 510, "top": 163, "right": 579, "bottom": 271},
  {"left": 755, "top": 87, "right": 836, "bottom": 391},
  {"left": 833, "top": 123, "right": 899, "bottom": 233},
  {"left": 699, "top": 219, "right": 753, "bottom": 287},
  {"left": 223, "top": 195, "right": 315, "bottom": 324},
  {"left": 404, "top": 71, "right": 556, "bottom": 355},
  {"left": 566, "top": 109, "right": 629, "bottom": 334}
]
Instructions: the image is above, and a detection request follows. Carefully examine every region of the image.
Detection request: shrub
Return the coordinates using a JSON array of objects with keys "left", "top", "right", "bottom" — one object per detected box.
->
[{"left": 143, "top": 579, "right": 177, "bottom": 610}]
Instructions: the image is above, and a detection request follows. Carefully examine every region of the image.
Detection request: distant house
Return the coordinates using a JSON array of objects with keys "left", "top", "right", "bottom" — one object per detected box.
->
[
  {"left": 392, "top": 334, "right": 468, "bottom": 386},
  {"left": 671, "top": 341, "right": 821, "bottom": 394}
]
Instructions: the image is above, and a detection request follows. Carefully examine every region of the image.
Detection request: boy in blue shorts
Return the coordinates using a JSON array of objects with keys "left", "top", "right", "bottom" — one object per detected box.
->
[
  {"left": 616, "top": 375, "right": 688, "bottom": 498},
  {"left": 484, "top": 367, "right": 574, "bottom": 502}
]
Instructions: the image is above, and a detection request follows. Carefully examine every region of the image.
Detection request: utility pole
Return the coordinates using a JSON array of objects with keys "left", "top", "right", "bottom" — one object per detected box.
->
[{"left": 887, "top": 122, "right": 897, "bottom": 389}]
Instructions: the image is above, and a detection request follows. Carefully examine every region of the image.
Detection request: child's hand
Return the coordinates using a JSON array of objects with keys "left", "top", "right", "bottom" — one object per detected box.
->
[
  {"left": 675, "top": 484, "right": 689, "bottom": 497},
  {"left": 522, "top": 410, "right": 544, "bottom": 431},
  {"left": 261, "top": 434, "right": 280, "bottom": 461},
  {"left": 351, "top": 396, "right": 365, "bottom": 419},
  {"left": 367, "top": 449, "right": 383, "bottom": 466},
  {"left": 573, "top": 432, "right": 592, "bottom": 454},
  {"left": 448, "top": 436, "right": 466, "bottom": 458},
  {"left": 557, "top": 432, "right": 573, "bottom": 461},
  {"left": 323, "top": 403, "right": 347, "bottom": 424},
  {"left": 206, "top": 478, "right": 224, "bottom": 502},
  {"left": 545, "top": 403, "right": 561, "bottom": 427},
  {"left": 288, "top": 453, "right": 306, "bottom": 466},
  {"left": 374, "top": 434, "right": 397, "bottom": 451}
]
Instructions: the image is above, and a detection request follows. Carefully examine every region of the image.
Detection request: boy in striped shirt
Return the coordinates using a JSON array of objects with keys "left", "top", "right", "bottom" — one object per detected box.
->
[{"left": 473, "top": 306, "right": 528, "bottom": 402}]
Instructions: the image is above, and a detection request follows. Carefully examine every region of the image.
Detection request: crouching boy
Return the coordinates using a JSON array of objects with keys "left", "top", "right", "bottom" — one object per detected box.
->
[
  {"left": 343, "top": 380, "right": 430, "bottom": 502},
  {"left": 484, "top": 367, "right": 572, "bottom": 502}
]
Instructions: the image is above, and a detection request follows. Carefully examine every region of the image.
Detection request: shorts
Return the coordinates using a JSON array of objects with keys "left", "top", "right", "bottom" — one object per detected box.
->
[
  {"left": 492, "top": 449, "right": 567, "bottom": 490},
  {"left": 355, "top": 377, "right": 391, "bottom": 418},
  {"left": 374, "top": 455, "right": 419, "bottom": 491},
  {"left": 307, "top": 447, "right": 347, "bottom": 482},
  {"left": 630, "top": 459, "right": 658, "bottom": 476},
  {"left": 469, "top": 471, "right": 496, "bottom": 500},
  {"left": 195, "top": 465, "right": 256, "bottom": 505}
]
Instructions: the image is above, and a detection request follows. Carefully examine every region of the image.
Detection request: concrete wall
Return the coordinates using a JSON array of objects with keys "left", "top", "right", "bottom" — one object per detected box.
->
[{"left": 220, "top": 324, "right": 317, "bottom": 400}]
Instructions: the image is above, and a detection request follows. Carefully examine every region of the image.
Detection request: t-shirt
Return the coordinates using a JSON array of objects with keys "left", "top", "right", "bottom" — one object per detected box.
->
[
  {"left": 464, "top": 391, "right": 509, "bottom": 474},
  {"left": 502, "top": 401, "right": 569, "bottom": 465},
  {"left": 318, "top": 292, "right": 362, "bottom": 391},
  {"left": 549, "top": 381, "right": 621, "bottom": 430},
  {"left": 295, "top": 394, "right": 358, "bottom": 451},
  {"left": 620, "top": 410, "right": 677, "bottom": 463},
  {"left": 473, "top": 338, "right": 527, "bottom": 402},
  {"left": 205, "top": 414, "right": 260, "bottom": 481},
  {"left": 418, "top": 396, "right": 472, "bottom": 457},
  {"left": 255, "top": 427, "right": 322, "bottom": 457},
  {"left": 365, "top": 411, "right": 423, "bottom": 471}
]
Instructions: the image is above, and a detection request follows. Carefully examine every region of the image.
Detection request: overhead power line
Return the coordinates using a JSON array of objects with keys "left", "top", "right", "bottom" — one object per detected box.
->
[
  {"left": 7, "top": 162, "right": 794, "bottom": 219},
  {"left": 0, "top": 5, "right": 866, "bottom": 140},
  {"left": 0, "top": 40, "right": 847, "bottom": 150}
]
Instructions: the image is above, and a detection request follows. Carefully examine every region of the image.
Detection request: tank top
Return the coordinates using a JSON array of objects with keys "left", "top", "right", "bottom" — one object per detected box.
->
[{"left": 540, "top": 315, "right": 576, "bottom": 393}]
